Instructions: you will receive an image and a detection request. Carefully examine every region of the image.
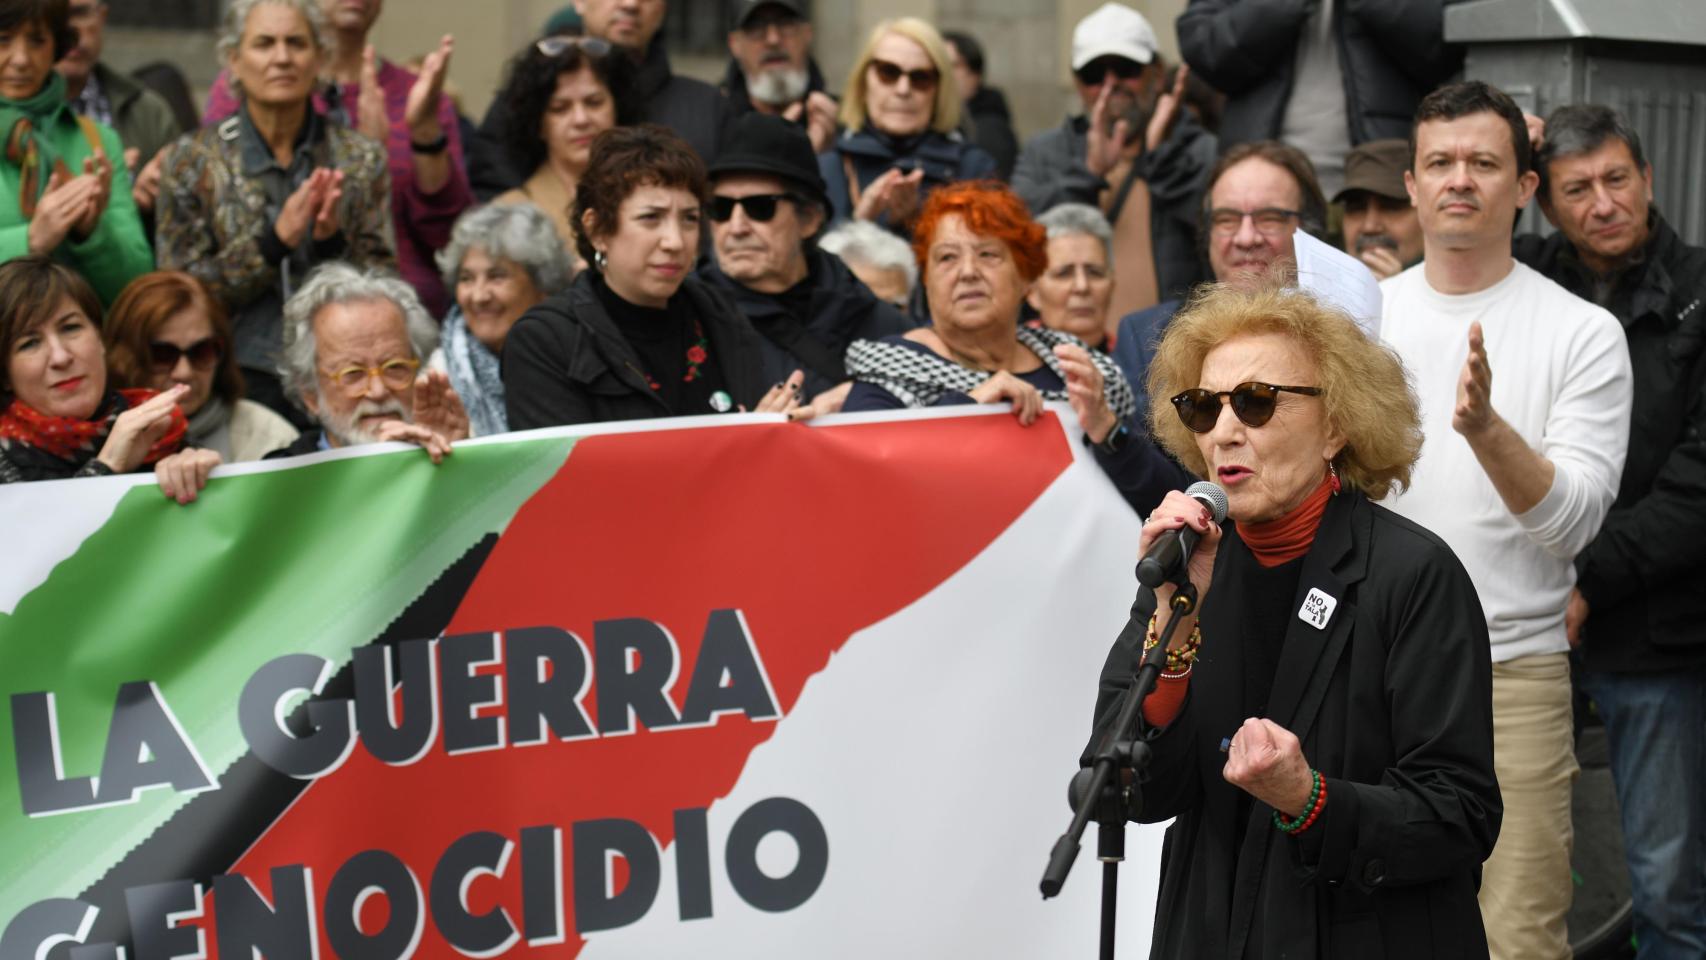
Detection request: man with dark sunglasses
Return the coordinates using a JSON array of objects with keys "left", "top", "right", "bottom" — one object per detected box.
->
[
  {"left": 1381, "top": 82, "right": 1634, "bottom": 960},
  {"left": 1012, "top": 2, "right": 1215, "bottom": 321},
  {"left": 699, "top": 113, "right": 916, "bottom": 414},
  {"left": 720, "top": 0, "right": 836, "bottom": 153}
]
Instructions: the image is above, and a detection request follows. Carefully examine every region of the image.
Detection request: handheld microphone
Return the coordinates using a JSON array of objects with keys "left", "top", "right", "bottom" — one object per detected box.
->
[{"left": 1135, "top": 481, "right": 1228, "bottom": 589}]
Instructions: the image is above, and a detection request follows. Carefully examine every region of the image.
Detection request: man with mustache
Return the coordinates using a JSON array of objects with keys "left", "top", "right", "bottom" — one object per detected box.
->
[
  {"left": 267, "top": 264, "right": 467, "bottom": 461},
  {"left": 1511, "top": 103, "right": 1706, "bottom": 959},
  {"left": 1012, "top": 2, "right": 1215, "bottom": 323},
  {"left": 1380, "top": 81, "right": 1633, "bottom": 960},
  {"left": 1111, "top": 140, "right": 1326, "bottom": 425},
  {"left": 1334, "top": 138, "right": 1422, "bottom": 280},
  {"left": 721, "top": 0, "right": 835, "bottom": 154},
  {"left": 699, "top": 112, "right": 914, "bottom": 413}
]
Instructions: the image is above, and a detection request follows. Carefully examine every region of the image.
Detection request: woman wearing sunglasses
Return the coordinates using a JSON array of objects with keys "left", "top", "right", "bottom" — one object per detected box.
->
[
  {"left": 492, "top": 34, "right": 636, "bottom": 272},
  {"left": 1089, "top": 284, "right": 1500, "bottom": 957},
  {"left": 844, "top": 181, "right": 1188, "bottom": 516},
  {"left": 0, "top": 257, "right": 220, "bottom": 502},
  {"left": 105, "top": 271, "right": 298, "bottom": 463},
  {"left": 819, "top": 18, "right": 995, "bottom": 237},
  {"left": 504, "top": 124, "right": 793, "bottom": 429}
]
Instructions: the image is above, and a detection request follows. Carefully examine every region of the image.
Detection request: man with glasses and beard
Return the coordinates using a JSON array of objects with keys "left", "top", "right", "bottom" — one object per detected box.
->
[
  {"left": 700, "top": 113, "right": 914, "bottom": 413},
  {"left": 1012, "top": 2, "right": 1215, "bottom": 320},
  {"left": 1381, "top": 82, "right": 1633, "bottom": 960},
  {"left": 267, "top": 265, "right": 468, "bottom": 461},
  {"left": 720, "top": 0, "right": 836, "bottom": 154}
]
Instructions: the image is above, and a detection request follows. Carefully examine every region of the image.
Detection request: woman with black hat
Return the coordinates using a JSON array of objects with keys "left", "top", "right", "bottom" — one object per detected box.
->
[
  {"left": 503, "top": 124, "right": 798, "bottom": 429},
  {"left": 699, "top": 111, "right": 917, "bottom": 411}
]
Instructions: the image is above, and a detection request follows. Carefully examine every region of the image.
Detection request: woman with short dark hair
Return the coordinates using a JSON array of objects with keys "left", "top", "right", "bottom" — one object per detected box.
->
[
  {"left": 502, "top": 124, "right": 793, "bottom": 428},
  {"left": 0, "top": 257, "right": 219, "bottom": 500},
  {"left": 104, "top": 271, "right": 298, "bottom": 462},
  {"left": 0, "top": 0, "right": 152, "bottom": 304}
]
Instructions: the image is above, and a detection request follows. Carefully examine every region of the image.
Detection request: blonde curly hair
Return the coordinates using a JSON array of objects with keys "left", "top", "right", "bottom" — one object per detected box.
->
[{"left": 1146, "top": 283, "right": 1423, "bottom": 501}]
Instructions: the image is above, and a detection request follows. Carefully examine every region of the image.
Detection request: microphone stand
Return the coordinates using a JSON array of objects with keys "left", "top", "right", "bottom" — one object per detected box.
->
[{"left": 1040, "top": 579, "right": 1200, "bottom": 960}]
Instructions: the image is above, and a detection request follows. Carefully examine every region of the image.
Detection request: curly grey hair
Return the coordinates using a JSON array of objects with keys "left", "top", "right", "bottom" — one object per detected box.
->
[
  {"left": 435, "top": 202, "right": 576, "bottom": 298},
  {"left": 818, "top": 220, "right": 917, "bottom": 295},
  {"left": 218, "top": 0, "right": 328, "bottom": 98},
  {"left": 280, "top": 264, "right": 438, "bottom": 408},
  {"left": 1036, "top": 203, "right": 1114, "bottom": 265}
]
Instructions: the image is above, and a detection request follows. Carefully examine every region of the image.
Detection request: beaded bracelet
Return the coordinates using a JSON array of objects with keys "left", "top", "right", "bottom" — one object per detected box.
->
[
  {"left": 1143, "top": 614, "right": 1202, "bottom": 673},
  {"left": 1272, "top": 769, "right": 1328, "bottom": 835}
]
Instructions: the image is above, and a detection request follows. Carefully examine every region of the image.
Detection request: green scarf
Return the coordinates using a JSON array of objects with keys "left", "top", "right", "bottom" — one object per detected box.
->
[{"left": 0, "top": 72, "right": 73, "bottom": 216}]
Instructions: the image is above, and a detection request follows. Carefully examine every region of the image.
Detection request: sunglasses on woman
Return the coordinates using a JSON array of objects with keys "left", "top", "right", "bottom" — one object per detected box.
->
[
  {"left": 536, "top": 35, "right": 612, "bottom": 59},
  {"left": 1170, "top": 381, "right": 1322, "bottom": 433},
  {"left": 149, "top": 338, "right": 222, "bottom": 372},
  {"left": 708, "top": 193, "right": 797, "bottom": 223},
  {"left": 869, "top": 58, "right": 938, "bottom": 92}
]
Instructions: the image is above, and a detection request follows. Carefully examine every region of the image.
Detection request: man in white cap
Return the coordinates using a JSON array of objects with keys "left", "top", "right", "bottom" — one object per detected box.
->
[{"left": 1012, "top": 2, "right": 1215, "bottom": 334}]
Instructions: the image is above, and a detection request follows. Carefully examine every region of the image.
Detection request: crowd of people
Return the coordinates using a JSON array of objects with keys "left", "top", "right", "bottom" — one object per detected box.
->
[{"left": 0, "top": 0, "right": 1700, "bottom": 955}]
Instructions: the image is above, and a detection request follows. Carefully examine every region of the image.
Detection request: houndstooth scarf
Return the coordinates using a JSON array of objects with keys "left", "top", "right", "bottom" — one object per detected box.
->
[{"left": 844, "top": 325, "right": 1137, "bottom": 423}]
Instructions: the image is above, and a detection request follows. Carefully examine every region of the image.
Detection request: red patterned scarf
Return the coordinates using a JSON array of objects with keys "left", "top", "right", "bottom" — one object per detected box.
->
[{"left": 0, "top": 389, "right": 187, "bottom": 468}]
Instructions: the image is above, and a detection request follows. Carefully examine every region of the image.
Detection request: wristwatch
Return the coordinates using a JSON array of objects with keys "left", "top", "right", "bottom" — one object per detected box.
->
[{"left": 1096, "top": 422, "right": 1130, "bottom": 455}]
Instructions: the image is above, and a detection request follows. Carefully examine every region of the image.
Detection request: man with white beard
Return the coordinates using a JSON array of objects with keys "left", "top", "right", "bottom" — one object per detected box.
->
[
  {"left": 721, "top": 0, "right": 837, "bottom": 153},
  {"left": 266, "top": 265, "right": 467, "bottom": 461}
]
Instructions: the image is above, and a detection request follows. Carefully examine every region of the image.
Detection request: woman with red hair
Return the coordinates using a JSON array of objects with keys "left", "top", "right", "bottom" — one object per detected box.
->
[
  {"left": 105, "top": 271, "right": 299, "bottom": 463},
  {"left": 844, "top": 181, "right": 1188, "bottom": 513}
]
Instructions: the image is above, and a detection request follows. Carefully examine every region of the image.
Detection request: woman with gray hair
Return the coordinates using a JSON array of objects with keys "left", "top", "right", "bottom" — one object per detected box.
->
[
  {"left": 429, "top": 202, "right": 574, "bottom": 436},
  {"left": 155, "top": 0, "right": 396, "bottom": 427},
  {"left": 1028, "top": 203, "right": 1116, "bottom": 351},
  {"left": 819, "top": 219, "right": 917, "bottom": 311}
]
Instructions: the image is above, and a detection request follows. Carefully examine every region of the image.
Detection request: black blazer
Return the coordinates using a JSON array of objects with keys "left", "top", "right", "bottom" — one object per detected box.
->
[
  {"left": 1090, "top": 491, "right": 1500, "bottom": 959},
  {"left": 503, "top": 272, "right": 768, "bottom": 430}
]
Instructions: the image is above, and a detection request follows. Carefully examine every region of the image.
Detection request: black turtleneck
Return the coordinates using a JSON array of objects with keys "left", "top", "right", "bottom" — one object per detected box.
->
[{"left": 593, "top": 274, "right": 730, "bottom": 416}]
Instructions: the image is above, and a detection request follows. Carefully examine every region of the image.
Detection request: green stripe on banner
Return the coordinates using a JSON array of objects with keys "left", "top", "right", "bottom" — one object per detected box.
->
[{"left": 0, "top": 434, "right": 576, "bottom": 914}]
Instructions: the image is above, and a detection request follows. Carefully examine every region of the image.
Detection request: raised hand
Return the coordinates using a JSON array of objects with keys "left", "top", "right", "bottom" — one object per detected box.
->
[
  {"left": 27, "top": 167, "right": 99, "bottom": 255},
  {"left": 1085, "top": 80, "right": 1129, "bottom": 179},
  {"left": 97, "top": 384, "right": 190, "bottom": 475},
  {"left": 1145, "top": 64, "right": 1189, "bottom": 153},
  {"left": 404, "top": 34, "right": 454, "bottom": 141},
  {"left": 412, "top": 368, "right": 470, "bottom": 441},
  {"left": 356, "top": 44, "right": 390, "bottom": 145},
  {"left": 1452, "top": 322, "right": 1496, "bottom": 437},
  {"left": 1358, "top": 245, "right": 1404, "bottom": 280},
  {"left": 783, "top": 90, "right": 838, "bottom": 155},
  {"left": 373, "top": 419, "right": 454, "bottom": 464},
  {"left": 131, "top": 149, "right": 165, "bottom": 215},
  {"left": 70, "top": 151, "right": 113, "bottom": 240},
  {"left": 1053, "top": 342, "right": 1116, "bottom": 443},
  {"left": 310, "top": 170, "right": 345, "bottom": 243}
]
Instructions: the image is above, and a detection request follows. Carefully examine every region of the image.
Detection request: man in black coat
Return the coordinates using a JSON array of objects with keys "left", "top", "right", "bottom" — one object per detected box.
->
[
  {"left": 1177, "top": 0, "right": 1464, "bottom": 197},
  {"left": 1515, "top": 103, "right": 1706, "bottom": 958},
  {"left": 700, "top": 112, "right": 917, "bottom": 412},
  {"left": 1011, "top": 3, "right": 1215, "bottom": 312},
  {"left": 720, "top": 0, "right": 836, "bottom": 154}
]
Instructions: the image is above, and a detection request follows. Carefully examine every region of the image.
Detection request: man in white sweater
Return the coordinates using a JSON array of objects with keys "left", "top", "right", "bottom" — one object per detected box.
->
[{"left": 1380, "top": 82, "right": 1632, "bottom": 960}]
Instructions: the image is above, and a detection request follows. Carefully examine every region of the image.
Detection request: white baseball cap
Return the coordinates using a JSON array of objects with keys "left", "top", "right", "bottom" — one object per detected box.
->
[{"left": 1071, "top": 2, "right": 1159, "bottom": 71}]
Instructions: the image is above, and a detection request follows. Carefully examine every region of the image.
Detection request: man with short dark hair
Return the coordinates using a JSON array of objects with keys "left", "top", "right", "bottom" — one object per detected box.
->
[
  {"left": 1011, "top": 2, "right": 1215, "bottom": 320},
  {"left": 1382, "top": 81, "right": 1633, "bottom": 960},
  {"left": 721, "top": 0, "right": 836, "bottom": 153},
  {"left": 700, "top": 112, "right": 915, "bottom": 412},
  {"left": 1514, "top": 102, "right": 1706, "bottom": 960},
  {"left": 942, "top": 30, "right": 1017, "bottom": 180},
  {"left": 1334, "top": 138, "right": 1422, "bottom": 279}
]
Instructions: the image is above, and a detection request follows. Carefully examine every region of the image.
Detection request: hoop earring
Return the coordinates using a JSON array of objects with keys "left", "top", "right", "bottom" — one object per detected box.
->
[
  {"left": 593, "top": 250, "right": 608, "bottom": 272},
  {"left": 1328, "top": 461, "right": 1342, "bottom": 495}
]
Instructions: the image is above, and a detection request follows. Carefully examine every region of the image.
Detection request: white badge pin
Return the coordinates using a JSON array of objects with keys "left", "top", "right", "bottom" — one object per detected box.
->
[
  {"left": 709, "top": 390, "right": 733, "bottom": 413},
  {"left": 1298, "top": 587, "right": 1337, "bottom": 631}
]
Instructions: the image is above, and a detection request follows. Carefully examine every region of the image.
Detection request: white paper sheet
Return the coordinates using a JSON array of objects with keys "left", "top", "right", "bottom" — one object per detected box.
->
[{"left": 1292, "top": 228, "right": 1383, "bottom": 339}]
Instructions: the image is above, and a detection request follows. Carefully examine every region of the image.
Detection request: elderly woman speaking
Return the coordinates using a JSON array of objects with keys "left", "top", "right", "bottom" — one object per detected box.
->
[
  {"left": 1088, "top": 285, "right": 1501, "bottom": 957},
  {"left": 844, "top": 180, "right": 1187, "bottom": 515}
]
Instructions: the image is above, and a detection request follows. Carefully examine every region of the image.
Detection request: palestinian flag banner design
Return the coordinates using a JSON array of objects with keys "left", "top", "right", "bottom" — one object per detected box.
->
[{"left": 0, "top": 408, "right": 1167, "bottom": 959}]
